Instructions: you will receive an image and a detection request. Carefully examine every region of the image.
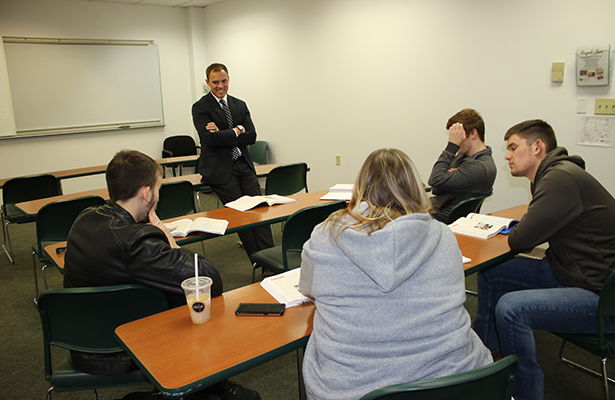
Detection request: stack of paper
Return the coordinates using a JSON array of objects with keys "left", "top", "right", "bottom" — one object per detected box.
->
[
  {"left": 319, "top": 184, "right": 353, "bottom": 201},
  {"left": 260, "top": 268, "right": 311, "bottom": 307}
]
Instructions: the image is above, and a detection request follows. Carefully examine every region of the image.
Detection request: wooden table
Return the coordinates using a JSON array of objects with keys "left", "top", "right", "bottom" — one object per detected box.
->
[
  {"left": 0, "top": 155, "right": 199, "bottom": 188},
  {"left": 459, "top": 204, "right": 527, "bottom": 275},
  {"left": 115, "top": 283, "right": 314, "bottom": 398},
  {"left": 15, "top": 164, "right": 282, "bottom": 216},
  {"left": 109, "top": 204, "right": 528, "bottom": 399},
  {"left": 44, "top": 190, "right": 334, "bottom": 269}
]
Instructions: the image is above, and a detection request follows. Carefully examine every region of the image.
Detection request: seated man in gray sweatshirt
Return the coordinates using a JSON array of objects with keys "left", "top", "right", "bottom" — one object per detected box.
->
[{"left": 427, "top": 108, "right": 497, "bottom": 222}]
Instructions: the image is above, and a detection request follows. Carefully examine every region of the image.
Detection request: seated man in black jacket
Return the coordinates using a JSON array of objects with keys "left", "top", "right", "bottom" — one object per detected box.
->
[{"left": 64, "top": 150, "right": 259, "bottom": 400}]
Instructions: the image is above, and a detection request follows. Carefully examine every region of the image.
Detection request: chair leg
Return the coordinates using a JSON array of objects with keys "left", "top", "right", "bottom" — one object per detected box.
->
[
  {"left": 559, "top": 340, "right": 615, "bottom": 391},
  {"left": 465, "top": 289, "right": 477, "bottom": 296},
  {"left": 32, "top": 251, "right": 40, "bottom": 303},
  {"left": 41, "top": 264, "right": 50, "bottom": 290},
  {"left": 297, "top": 346, "right": 306, "bottom": 400},
  {"left": 252, "top": 263, "right": 260, "bottom": 283},
  {"left": 602, "top": 356, "right": 609, "bottom": 400},
  {"left": 2, "top": 218, "right": 15, "bottom": 264}
]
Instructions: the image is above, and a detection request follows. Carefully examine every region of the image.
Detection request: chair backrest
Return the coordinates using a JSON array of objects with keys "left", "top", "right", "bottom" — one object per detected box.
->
[
  {"left": 2, "top": 174, "right": 62, "bottom": 206},
  {"left": 444, "top": 195, "right": 489, "bottom": 225},
  {"left": 265, "top": 162, "right": 309, "bottom": 196},
  {"left": 359, "top": 355, "right": 519, "bottom": 400},
  {"left": 281, "top": 200, "right": 347, "bottom": 268},
  {"left": 249, "top": 140, "right": 269, "bottom": 165},
  {"left": 162, "top": 135, "right": 198, "bottom": 158},
  {"left": 157, "top": 180, "right": 196, "bottom": 220},
  {"left": 35, "top": 195, "right": 106, "bottom": 255},
  {"left": 37, "top": 284, "right": 169, "bottom": 380},
  {"left": 598, "top": 269, "right": 615, "bottom": 348}
]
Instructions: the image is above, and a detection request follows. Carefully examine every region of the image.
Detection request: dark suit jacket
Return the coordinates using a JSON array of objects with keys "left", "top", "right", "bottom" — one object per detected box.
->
[{"left": 192, "top": 92, "right": 257, "bottom": 185}]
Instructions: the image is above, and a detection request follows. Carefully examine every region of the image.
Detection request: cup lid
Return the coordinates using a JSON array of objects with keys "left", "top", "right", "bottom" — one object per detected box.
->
[{"left": 181, "top": 276, "right": 213, "bottom": 290}]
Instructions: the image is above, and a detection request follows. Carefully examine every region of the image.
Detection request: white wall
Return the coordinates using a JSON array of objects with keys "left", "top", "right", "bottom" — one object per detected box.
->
[
  {"left": 1, "top": 0, "right": 614, "bottom": 213},
  {"left": 0, "top": 0, "right": 198, "bottom": 193},
  {"left": 198, "top": 0, "right": 615, "bottom": 213}
]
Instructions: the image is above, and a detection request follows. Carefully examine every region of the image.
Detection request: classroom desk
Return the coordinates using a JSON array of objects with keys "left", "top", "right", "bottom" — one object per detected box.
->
[
  {"left": 457, "top": 204, "right": 527, "bottom": 276},
  {"left": 115, "top": 283, "right": 313, "bottom": 399},
  {"left": 110, "top": 204, "right": 528, "bottom": 399},
  {"left": 0, "top": 155, "right": 199, "bottom": 188},
  {"left": 14, "top": 164, "right": 282, "bottom": 216},
  {"left": 44, "top": 189, "right": 333, "bottom": 269}
]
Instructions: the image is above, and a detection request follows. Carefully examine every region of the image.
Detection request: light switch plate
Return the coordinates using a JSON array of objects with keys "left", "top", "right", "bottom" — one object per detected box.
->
[
  {"left": 595, "top": 98, "right": 615, "bottom": 115},
  {"left": 551, "top": 62, "right": 565, "bottom": 82}
]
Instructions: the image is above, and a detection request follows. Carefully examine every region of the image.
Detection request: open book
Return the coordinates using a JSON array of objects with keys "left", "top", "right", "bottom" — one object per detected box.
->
[
  {"left": 225, "top": 194, "right": 296, "bottom": 212},
  {"left": 164, "top": 217, "right": 229, "bottom": 237},
  {"left": 320, "top": 184, "right": 353, "bottom": 201},
  {"left": 260, "top": 268, "right": 311, "bottom": 308},
  {"left": 449, "top": 213, "right": 519, "bottom": 239}
]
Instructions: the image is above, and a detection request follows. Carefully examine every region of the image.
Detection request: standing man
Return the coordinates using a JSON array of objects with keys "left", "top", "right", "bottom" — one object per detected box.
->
[
  {"left": 192, "top": 63, "right": 274, "bottom": 259},
  {"left": 65, "top": 150, "right": 260, "bottom": 400},
  {"left": 428, "top": 108, "right": 497, "bottom": 222},
  {"left": 473, "top": 120, "right": 615, "bottom": 400}
]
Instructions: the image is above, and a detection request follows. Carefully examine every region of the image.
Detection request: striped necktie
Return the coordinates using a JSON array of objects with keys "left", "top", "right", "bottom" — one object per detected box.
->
[{"left": 220, "top": 99, "right": 242, "bottom": 161}]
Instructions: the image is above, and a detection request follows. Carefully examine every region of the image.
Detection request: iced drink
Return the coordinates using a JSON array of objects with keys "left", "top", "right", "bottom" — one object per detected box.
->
[{"left": 181, "top": 277, "right": 212, "bottom": 324}]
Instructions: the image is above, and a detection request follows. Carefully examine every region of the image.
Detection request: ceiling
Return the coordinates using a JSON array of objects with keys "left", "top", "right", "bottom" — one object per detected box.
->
[{"left": 71, "top": 0, "right": 227, "bottom": 8}]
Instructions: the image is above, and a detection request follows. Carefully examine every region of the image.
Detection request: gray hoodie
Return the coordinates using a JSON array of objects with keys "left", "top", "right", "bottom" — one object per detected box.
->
[{"left": 300, "top": 206, "right": 491, "bottom": 400}]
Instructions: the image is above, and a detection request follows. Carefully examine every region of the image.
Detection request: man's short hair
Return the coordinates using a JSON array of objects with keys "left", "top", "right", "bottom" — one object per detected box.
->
[
  {"left": 446, "top": 108, "right": 485, "bottom": 142},
  {"left": 106, "top": 150, "right": 162, "bottom": 202},
  {"left": 206, "top": 63, "right": 229, "bottom": 80},
  {"left": 504, "top": 119, "right": 558, "bottom": 154}
]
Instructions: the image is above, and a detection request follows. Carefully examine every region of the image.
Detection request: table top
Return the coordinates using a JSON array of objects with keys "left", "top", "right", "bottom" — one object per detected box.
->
[
  {"left": 456, "top": 204, "right": 527, "bottom": 275},
  {"left": 111, "top": 204, "right": 528, "bottom": 398},
  {"left": 14, "top": 164, "right": 283, "bottom": 216},
  {"left": 44, "top": 189, "right": 334, "bottom": 269},
  {"left": 115, "top": 283, "right": 314, "bottom": 397},
  {"left": 0, "top": 154, "right": 199, "bottom": 188}
]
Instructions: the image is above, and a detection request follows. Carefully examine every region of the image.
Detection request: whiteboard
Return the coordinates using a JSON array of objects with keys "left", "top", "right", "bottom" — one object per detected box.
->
[
  {"left": 2, "top": 38, "right": 164, "bottom": 136},
  {"left": 0, "top": 41, "right": 16, "bottom": 137}
]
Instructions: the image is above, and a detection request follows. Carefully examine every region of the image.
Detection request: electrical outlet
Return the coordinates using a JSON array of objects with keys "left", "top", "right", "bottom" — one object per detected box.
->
[
  {"left": 336, "top": 154, "right": 341, "bottom": 166},
  {"left": 595, "top": 98, "right": 615, "bottom": 115}
]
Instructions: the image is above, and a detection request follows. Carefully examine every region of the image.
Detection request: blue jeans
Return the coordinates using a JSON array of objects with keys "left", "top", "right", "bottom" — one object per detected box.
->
[{"left": 474, "top": 257, "right": 607, "bottom": 400}]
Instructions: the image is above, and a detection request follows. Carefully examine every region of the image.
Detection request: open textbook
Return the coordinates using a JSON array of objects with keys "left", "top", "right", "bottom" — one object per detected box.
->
[
  {"left": 164, "top": 217, "right": 229, "bottom": 237},
  {"left": 320, "top": 184, "right": 353, "bottom": 201},
  {"left": 449, "top": 213, "right": 519, "bottom": 239},
  {"left": 225, "top": 194, "right": 296, "bottom": 212},
  {"left": 260, "top": 268, "right": 311, "bottom": 308}
]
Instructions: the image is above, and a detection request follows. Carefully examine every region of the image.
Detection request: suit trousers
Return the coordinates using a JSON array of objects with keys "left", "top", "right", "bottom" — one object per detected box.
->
[{"left": 208, "top": 156, "right": 275, "bottom": 258}]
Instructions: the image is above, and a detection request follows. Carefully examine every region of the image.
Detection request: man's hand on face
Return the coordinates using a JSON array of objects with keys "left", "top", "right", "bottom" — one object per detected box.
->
[{"left": 448, "top": 122, "right": 467, "bottom": 146}]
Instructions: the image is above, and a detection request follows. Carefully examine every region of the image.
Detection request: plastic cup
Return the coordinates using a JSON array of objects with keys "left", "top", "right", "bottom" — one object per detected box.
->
[{"left": 181, "top": 277, "right": 212, "bottom": 324}]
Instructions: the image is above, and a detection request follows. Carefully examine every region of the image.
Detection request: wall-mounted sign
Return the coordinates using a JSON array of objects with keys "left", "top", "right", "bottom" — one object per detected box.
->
[{"left": 576, "top": 44, "right": 610, "bottom": 87}]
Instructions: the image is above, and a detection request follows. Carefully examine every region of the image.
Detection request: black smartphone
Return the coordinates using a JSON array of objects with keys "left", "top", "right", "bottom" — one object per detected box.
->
[
  {"left": 55, "top": 247, "right": 67, "bottom": 255},
  {"left": 235, "top": 303, "right": 286, "bottom": 316}
]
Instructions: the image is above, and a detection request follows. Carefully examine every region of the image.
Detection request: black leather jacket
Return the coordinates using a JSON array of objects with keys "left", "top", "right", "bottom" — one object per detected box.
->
[{"left": 64, "top": 201, "right": 223, "bottom": 307}]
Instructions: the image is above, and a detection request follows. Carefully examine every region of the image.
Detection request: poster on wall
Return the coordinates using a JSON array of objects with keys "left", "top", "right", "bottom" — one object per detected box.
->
[
  {"left": 576, "top": 44, "right": 611, "bottom": 86},
  {"left": 576, "top": 116, "right": 614, "bottom": 147}
]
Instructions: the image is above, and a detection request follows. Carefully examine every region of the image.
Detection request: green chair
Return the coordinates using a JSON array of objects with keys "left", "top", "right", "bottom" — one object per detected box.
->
[
  {"left": 37, "top": 284, "right": 169, "bottom": 400},
  {"left": 156, "top": 180, "right": 197, "bottom": 220},
  {"left": 162, "top": 135, "right": 200, "bottom": 176},
  {"left": 156, "top": 180, "right": 206, "bottom": 254},
  {"left": 2, "top": 174, "right": 62, "bottom": 263},
  {"left": 31, "top": 195, "right": 106, "bottom": 301},
  {"left": 249, "top": 140, "right": 268, "bottom": 165},
  {"left": 554, "top": 268, "right": 615, "bottom": 400},
  {"left": 444, "top": 195, "right": 490, "bottom": 225},
  {"left": 265, "top": 162, "right": 309, "bottom": 196},
  {"left": 250, "top": 200, "right": 346, "bottom": 282},
  {"left": 359, "top": 355, "right": 519, "bottom": 400}
]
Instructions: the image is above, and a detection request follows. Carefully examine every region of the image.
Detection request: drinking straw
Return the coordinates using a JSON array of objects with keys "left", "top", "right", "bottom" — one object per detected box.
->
[{"left": 194, "top": 253, "right": 199, "bottom": 299}]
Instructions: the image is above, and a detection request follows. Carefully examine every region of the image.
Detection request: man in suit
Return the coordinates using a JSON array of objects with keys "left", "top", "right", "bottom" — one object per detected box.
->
[{"left": 192, "top": 63, "right": 274, "bottom": 259}]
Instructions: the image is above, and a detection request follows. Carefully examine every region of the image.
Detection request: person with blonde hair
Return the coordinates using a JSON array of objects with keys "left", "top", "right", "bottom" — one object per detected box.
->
[{"left": 299, "top": 148, "right": 492, "bottom": 400}]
